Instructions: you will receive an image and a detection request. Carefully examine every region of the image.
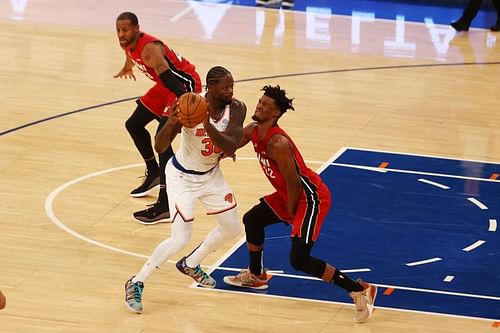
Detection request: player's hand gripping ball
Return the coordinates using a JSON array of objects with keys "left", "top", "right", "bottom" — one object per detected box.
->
[{"left": 176, "top": 92, "right": 208, "bottom": 128}]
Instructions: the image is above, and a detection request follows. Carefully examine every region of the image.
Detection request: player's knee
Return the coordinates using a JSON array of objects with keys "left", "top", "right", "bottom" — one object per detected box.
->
[
  {"left": 242, "top": 204, "right": 267, "bottom": 245},
  {"left": 125, "top": 116, "right": 139, "bottom": 134},
  {"left": 289, "top": 247, "right": 309, "bottom": 272},
  {"left": 290, "top": 238, "right": 313, "bottom": 272},
  {"left": 242, "top": 207, "right": 258, "bottom": 226},
  {"left": 224, "top": 219, "right": 241, "bottom": 239},
  {"left": 171, "top": 231, "right": 191, "bottom": 252},
  {"left": 216, "top": 210, "right": 241, "bottom": 239}
]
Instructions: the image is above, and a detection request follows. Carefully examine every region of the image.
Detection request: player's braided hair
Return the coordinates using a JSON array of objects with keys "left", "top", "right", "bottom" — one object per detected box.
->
[
  {"left": 206, "top": 66, "right": 231, "bottom": 86},
  {"left": 262, "top": 85, "right": 294, "bottom": 116},
  {"left": 117, "top": 12, "right": 139, "bottom": 26}
]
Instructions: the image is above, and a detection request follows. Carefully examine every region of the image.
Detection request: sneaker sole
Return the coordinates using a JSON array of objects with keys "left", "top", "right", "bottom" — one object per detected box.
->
[
  {"left": 195, "top": 282, "right": 216, "bottom": 289},
  {"left": 134, "top": 216, "right": 172, "bottom": 225},
  {"left": 222, "top": 276, "right": 269, "bottom": 290},
  {"left": 124, "top": 301, "right": 143, "bottom": 314},
  {"left": 367, "top": 285, "right": 378, "bottom": 316},
  {"left": 130, "top": 184, "right": 160, "bottom": 198}
]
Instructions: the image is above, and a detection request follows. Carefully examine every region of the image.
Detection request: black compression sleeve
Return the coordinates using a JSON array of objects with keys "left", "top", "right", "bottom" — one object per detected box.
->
[{"left": 159, "top": 70, "right": 186, "bottom": 97}]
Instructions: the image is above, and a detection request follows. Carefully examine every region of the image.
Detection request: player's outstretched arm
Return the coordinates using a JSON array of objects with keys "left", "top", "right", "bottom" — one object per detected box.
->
[
  {"left": 113, "top": 56, "right": 136, "bottom": 80},
  {"left": 237, "top": 122, "right": 256, "bottom": 149}
]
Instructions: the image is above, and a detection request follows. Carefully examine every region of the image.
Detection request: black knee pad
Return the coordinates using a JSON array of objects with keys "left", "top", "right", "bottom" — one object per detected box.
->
[
  {"left": 289, "top": 237, "right": 325, "bottom": 277},
  {"left": 243, "top": 204, "right": 266, "bottom": 245},
  {"left": 243, "top": 199, "right": 285, "bottom": 245},
  {"left": 289, "top": 239, "right": 310, "bottom": 271},
  {"left": 125, "top": 101, "right": 156, "bottom": 134},
  {"left": 125, "top": 115, "right": 139, "bottom": 134}
]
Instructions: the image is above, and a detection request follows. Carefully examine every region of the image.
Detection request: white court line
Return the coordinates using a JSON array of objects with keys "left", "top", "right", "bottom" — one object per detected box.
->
[
  {"left": 444, "top": 275, "right": 455, "bottom": 282},
  {"left": 45, "top": 163, "right": 150, "bottom": 259},
  {"left": 344, "top": 146, "right": 500, "bottom": 167},
  {"left": 213, "top": 266, "right": 371, "bottom": 278},
  {"left": 467, "top": 197, "right": 488, "bottom": 210},
  {"left": 332, "top": 163, "right": 500, "bottom": 182},
  {"left": 45, "top": 152, "right": 500, "bottom": 314},
  {"left": 331, "top": 162, "right": 387, "bottom": 173},
  {"left": 170, "top": 3, "right": 194, "bottom": 22},
  {"left": 206, "top": 266, "right": 500, "bottom": 301},
  {"left": 489, "top": 219, "right": 497, "bottom": 232},
  {"left": 201, "top": 286, "right": 500, "bottom": 322},
  {"left": 406, "top": 257, "right": 442, "bottom": 266},
  {"left": 417, "top": 178, "right": 450, "bottom": 189},
  {"left": 44, "top": 158, "right": 327, "bottom": 264},
  {"left": 462, "top": 240, "right": 486, "bottom": 252}
]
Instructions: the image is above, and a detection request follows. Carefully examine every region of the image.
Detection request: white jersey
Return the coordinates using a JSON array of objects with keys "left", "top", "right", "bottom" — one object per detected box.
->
[{"left": 174, "top": 103, "right": 231, "bottom": 173}]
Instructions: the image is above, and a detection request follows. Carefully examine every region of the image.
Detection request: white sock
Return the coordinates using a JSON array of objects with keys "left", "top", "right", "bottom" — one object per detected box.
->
[{"left": 132, "top": 260, "right": 158, "bottom": 283}]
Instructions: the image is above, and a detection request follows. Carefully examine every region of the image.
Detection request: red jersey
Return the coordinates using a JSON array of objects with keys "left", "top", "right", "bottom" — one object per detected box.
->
[
  {"left": 124, "top": 32, "right": 199, "bottom": 92},
  {"left": 251, "top": 125, "right": 324, "bottom": 201}
]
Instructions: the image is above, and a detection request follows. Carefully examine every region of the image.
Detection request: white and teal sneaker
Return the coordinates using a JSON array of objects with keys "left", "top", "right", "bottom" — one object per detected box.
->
[
  {"left": 175, "top": 257, "right": 216, "bottom": 288},
  {"left": 124, "top": 277, "right": 144, "bottom": 313}
]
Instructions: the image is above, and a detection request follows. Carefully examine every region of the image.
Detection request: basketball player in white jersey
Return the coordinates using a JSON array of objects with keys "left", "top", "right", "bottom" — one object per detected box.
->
[{"left": 124, "top": 66, "right": 247, "bottom": 313}]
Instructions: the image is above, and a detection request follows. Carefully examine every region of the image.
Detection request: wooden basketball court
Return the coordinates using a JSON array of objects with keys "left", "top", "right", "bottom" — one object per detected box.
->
[{"left": 1, "top": 0, "right": 499, "bottom": 332}]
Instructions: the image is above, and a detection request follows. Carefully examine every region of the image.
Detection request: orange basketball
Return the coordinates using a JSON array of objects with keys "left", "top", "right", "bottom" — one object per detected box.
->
[{"left": 177, "top": 92, "right": 208, "bottom": 128}]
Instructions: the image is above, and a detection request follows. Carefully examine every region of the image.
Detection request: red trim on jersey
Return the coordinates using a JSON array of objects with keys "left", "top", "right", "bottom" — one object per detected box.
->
[
  {"left": 206, "top": 202, "right": 238, "bottom": 215},
  {"left": 175, "top": 204, "right": 194, "bottom": 222}
]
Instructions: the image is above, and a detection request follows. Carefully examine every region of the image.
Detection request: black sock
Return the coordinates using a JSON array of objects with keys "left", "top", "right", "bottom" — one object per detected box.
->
[
  {"left": 157, "top": 186, "right": 168, "bottom": 210},
  {"left": 249, "top": 250, "right": 263, "bottom": 276},
  {"left": 330, "top": 270, "right": 363, "bottom": 292}
]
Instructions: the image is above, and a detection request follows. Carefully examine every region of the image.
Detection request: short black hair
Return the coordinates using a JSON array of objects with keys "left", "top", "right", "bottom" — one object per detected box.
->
[
  {"left": 262, "top": 85, "right": 294, "bottom": 116},
  {"left": 117, "top": 12, "right": 139, "bottom": 26},
  {"left": 206, "top": 66, "right": 232, "bottom": 85}
]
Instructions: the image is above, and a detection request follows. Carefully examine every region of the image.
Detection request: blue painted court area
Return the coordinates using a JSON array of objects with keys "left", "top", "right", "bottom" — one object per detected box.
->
[
  {"left": 199, "top": 0, "right": 499, "bottom": 29},
  {"left": 211, "top": 148, "right": 500, "bottom": 320}
]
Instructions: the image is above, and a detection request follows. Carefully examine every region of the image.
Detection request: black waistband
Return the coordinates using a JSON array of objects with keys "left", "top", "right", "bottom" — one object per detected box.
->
[{"left": 172, "top": 155, "right": 215, "bottom": 175}]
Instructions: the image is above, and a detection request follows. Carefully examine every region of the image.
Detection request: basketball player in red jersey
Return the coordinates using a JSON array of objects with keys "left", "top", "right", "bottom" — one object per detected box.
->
[
  {"left": 114, "top": 12, "right": 202, "bottom": 224},
  {"left": 223, "top": 85, "right": 377, "bottom": 323}
]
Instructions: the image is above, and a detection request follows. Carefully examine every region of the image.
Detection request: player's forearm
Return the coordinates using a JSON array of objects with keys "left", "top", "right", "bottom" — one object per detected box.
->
[
  {"left": 205, "top": 123, "right": 240, "bottom": 156},
  {"left": 155, "top": 124, "right": 174, "bottom": 154},
  {"left": 123, "top": 56, "right": 135, "bottom": 70}
]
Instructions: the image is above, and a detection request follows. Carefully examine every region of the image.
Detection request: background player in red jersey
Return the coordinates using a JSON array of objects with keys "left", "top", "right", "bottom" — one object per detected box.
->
[
  {"left": 223, "top": 85, "right": 377, "bottom": 323},
  {"left": 114, "top": 12, "right": 202, "bottom": 224}
]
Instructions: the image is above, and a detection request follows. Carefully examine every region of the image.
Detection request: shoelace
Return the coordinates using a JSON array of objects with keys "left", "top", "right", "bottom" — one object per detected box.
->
[
  {"left": 127, "top": 282, "right": 143, "bottom": 302},
  {"left": 137, "top": 170, "right": 157, "bottom": 185},
  {"left": 137, "top": 171, "right": 149, "bottom": 182},
  {"left": 194, "top": 266, "right": 211, "bottom": 283},
  {"left": 133, "top": 285, "right": 142, "bottom": 302},
  {"left": 238, "top": 270, "right": 260, "bottom": 283},
  {"left": 144, "top": 202, "right": 160, "bottom": 211},
  {"left": 351, "top": 292, "right": 365, "bottom": 311}
]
